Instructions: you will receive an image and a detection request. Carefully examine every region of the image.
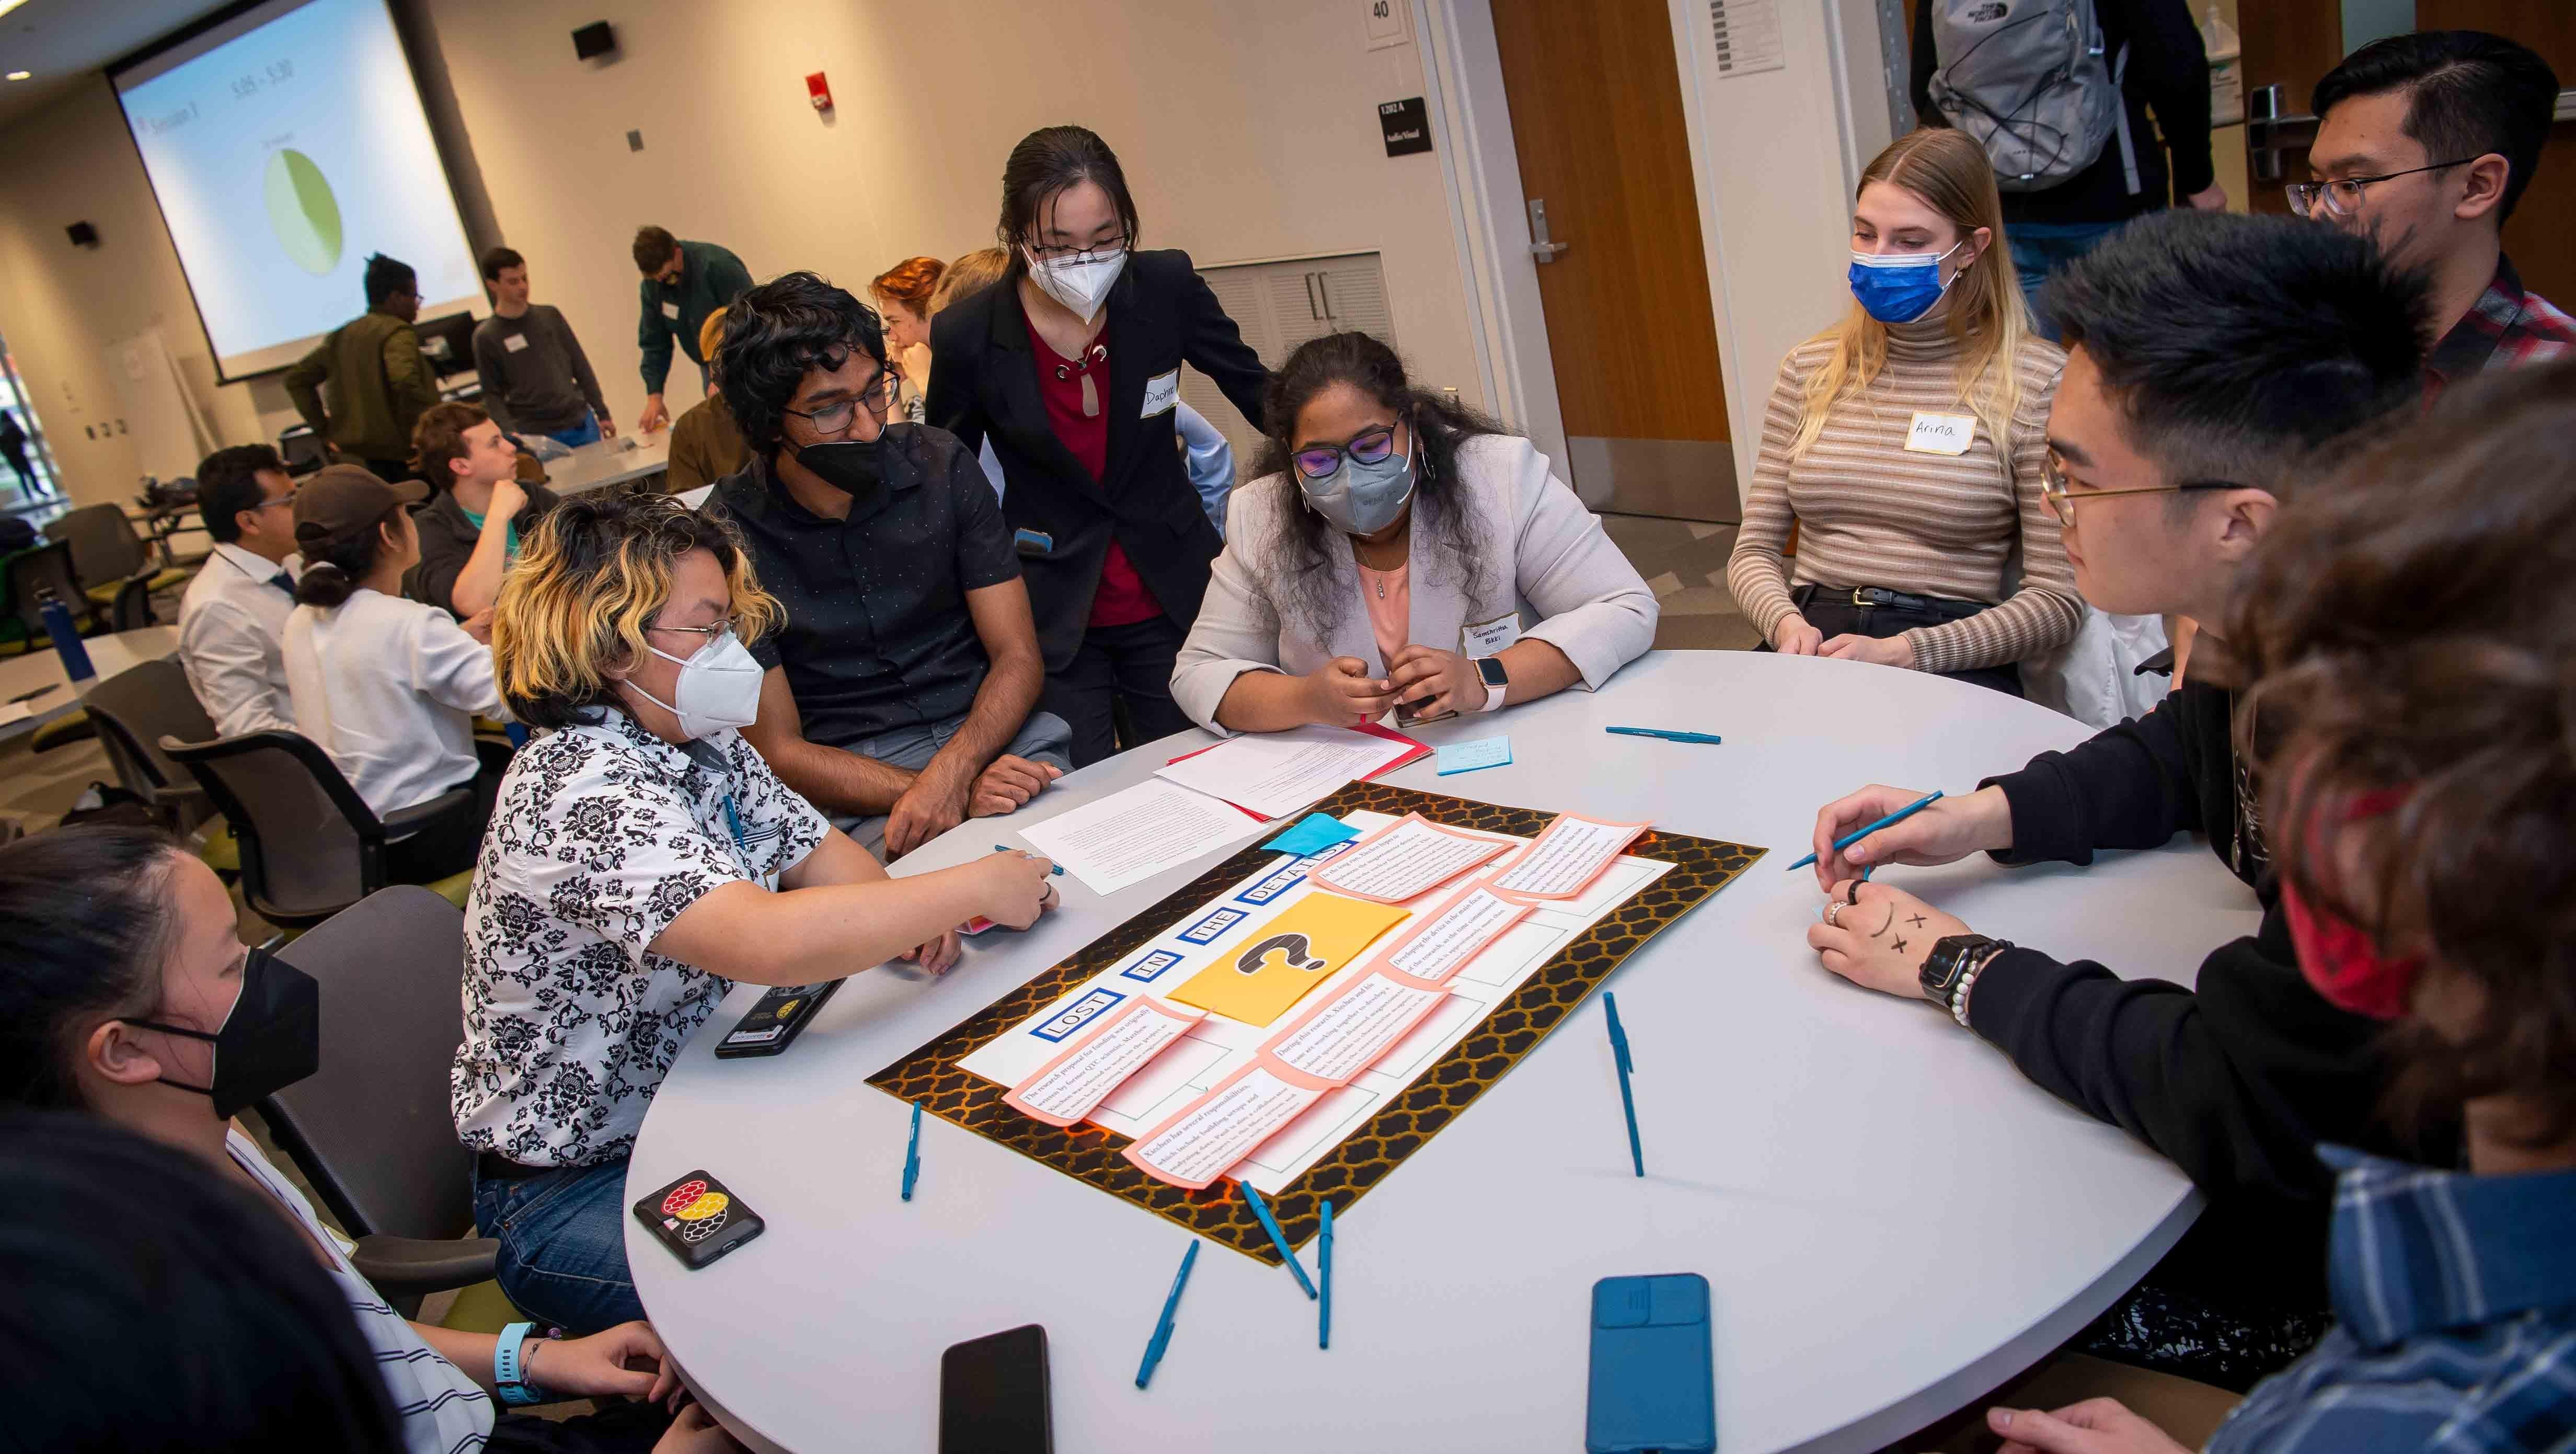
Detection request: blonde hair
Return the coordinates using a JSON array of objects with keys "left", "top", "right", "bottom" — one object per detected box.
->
[
  {"left": 929, "top": 247, "right": 1010, "bottom": 317},
  {"left": 697, "top": 306, "right": 729, "bottom": 364},
  {"left": 1788, "top": 128, "right": 2034, "bottom": 463},
  {"left": 491, "top": 493, "right": 781, "bottom": 729}
]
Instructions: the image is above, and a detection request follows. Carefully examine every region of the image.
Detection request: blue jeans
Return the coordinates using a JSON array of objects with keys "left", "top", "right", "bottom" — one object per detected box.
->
[
  {"left": 2008, "top": 221, "right": 2124, "bottom": 343},
  {"left": 472, "top": 1155, "right": 647, "bottom": 1335},
  {"left": 832, "top": 711, "right": 1074, "bottom": 855},
  {"left": 540, "top": 412, "right": 603, "bottom": 449}
]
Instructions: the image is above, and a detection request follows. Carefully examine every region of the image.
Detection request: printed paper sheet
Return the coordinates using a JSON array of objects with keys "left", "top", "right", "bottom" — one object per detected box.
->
[{"left": 1309, "top": 812, "right": 1514, "bottom": 904}]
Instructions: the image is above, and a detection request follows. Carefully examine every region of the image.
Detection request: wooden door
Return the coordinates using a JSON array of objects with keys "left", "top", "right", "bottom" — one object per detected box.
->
[
  {"left": 2240, "top": 3, "right": 2575, "bottom": 302},
  {"left": 1491, "top": 0, "right": 1735, "bottom": 522}
]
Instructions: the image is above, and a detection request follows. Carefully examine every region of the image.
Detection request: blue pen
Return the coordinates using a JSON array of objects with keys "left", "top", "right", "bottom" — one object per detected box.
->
[
  {"left": 1135, "top": 1241, "right": 1199, "bottom": 1389},
  {"left": 1319, "top": 1200, "right": 1335, "bottom": 1350},
  {"left": 996, "top": 845, "right": 1065, "bottom": 876},
  {"left": 1785, "top": 788, "right": 1946, "bottom": 872},
  {"left": 900, "top": 1101, "right": 922, "bottom": 1201},
  {"left": 1238, "top": 1182, "right": 1319, "bottom": 1299},
  {"left": 1604, "top": 992, "right": 1644, "bottom": 1177},
  {"left": 1606, "top": 726, "right": 1724, "bottom": 745}
]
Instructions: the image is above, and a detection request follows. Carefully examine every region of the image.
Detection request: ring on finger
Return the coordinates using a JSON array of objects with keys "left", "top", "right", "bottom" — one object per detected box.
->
[
  {"left": 1845, "top": 879, "right": 1863, "bottom": 907},
  {"left": 1823, "top": 899, "right": 1844, "bottom": 928}
]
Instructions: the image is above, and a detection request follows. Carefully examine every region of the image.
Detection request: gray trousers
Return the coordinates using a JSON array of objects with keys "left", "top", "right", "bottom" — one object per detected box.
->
[{"left": 832, "top": 711, "right": 1074, "bottom": 856}]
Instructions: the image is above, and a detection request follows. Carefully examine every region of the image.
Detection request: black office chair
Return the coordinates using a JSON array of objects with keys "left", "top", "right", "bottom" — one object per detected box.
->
[
  {"left": 264, "top": 886, "right": 497, "bottom": 1311},
  {"left": 0, "top": 540, "right": 91, "bottom": 649},
  {"left": 160, "top": 730, "right": 478, "bottom": 928},
  {"left": 73, "top": 657, "right": 214, "bottom": 832},
  {"left": 44, "top": 502, "right": 188, "bottom": 618}
]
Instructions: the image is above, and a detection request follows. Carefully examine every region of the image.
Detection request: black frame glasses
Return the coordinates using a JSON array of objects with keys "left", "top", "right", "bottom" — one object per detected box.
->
[
  {"left": 1292, "top": 421, "right": 1406, "bottom": 481},
  {"left": 1025, "top": 233, "right": 1131, "bottom": 264},
  {"left": 780, "top": 369, "right": 901, "bottom": 437},
  {"left": 2286, "top": 158, "right": 2474, "bottom": 220}
]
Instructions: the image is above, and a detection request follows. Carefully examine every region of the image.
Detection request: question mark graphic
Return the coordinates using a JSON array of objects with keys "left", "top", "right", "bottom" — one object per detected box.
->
[{"left": 1235, "top": 932, "right": 1327, "bottom": 976}]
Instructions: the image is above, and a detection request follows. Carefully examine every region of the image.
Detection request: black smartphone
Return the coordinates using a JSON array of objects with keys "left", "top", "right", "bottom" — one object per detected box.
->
[
  {"left": 939, "top": 1324, "right": 1051, "bottom": 1454},
  {"left": 633, "top": 1170, "right": 765, "bottom": 1269},
  {"left": 712, "top": 980, "right": 841, "bottom": 1059}
]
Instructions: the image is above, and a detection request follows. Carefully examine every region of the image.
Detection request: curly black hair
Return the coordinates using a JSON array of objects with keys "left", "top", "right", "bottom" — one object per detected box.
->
[{"left": 715, "top": 271, "right": 889, "bottom": 458}]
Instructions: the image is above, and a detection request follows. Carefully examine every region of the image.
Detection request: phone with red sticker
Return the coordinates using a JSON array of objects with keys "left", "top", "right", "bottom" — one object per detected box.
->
[
  {"left": 633, "top": 1170, "right": 765, "bottom": 1268},
  {"left": 961, "top": 917, "right": 999, "bottom": 936}
]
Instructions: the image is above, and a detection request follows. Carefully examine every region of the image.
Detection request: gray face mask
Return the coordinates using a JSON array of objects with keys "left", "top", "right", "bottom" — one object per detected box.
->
[{"left": 1300, "top": 446, "right": 1417, "bottom": 537}]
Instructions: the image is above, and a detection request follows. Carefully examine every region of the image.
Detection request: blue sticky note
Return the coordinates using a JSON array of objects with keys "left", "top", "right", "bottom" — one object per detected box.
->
[
  {"left": 1436, "top": 736, "right": 1512, "bottom": 775},
  {"left": 1262, "top": 812, "right": 1361, "bottom": 856}
]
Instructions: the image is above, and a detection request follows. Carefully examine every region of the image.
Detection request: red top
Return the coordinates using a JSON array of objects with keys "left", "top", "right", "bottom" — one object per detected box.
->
[{"left": 1025, "top": 314, "right": 1160, "bottom": 628}]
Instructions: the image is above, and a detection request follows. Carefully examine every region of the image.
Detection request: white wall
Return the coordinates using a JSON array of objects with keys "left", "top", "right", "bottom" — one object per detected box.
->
[{"left": 0, "top": 0, "right": 1486, "bottom": 505}]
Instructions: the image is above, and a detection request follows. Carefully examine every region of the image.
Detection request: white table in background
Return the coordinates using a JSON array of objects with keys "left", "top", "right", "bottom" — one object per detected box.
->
[
  {"left": 628, "top": 650, "right": 2253, "bottom": 1453},
  {"left": 542, "top": 429, "right": 672, "bottom": 497},
  {"left": 0, "top": 626, "right": 182, "bottom": 742}
]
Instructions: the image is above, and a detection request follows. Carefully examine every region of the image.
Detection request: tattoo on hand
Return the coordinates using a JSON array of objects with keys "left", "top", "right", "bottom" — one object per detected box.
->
[
  {"left": 1892, "top": 937, "right": 1908, "bottom": 954},
  {"left": 1868, "top": 906, "right": 1897, "bottom": 938},
  {"left": 1907, "top": 914, "right": 1927, "bottom": 929}
]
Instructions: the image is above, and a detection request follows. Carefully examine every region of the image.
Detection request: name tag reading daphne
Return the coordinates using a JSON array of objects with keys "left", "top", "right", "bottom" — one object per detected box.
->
[{"left": 1904, "top": 411, "right": 1975, "bottom": 455}]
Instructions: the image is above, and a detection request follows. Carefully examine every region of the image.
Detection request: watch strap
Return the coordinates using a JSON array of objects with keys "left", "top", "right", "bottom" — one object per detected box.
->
[
  {"left": 1473, "top": 655, "right": 1508, "bottom": 711},
  {"left": 494, "top": 1321, "right": 547, "bottom": 1407}
]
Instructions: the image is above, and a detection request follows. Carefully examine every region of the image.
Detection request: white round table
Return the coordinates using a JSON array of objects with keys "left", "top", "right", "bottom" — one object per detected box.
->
[
  {"left": 627, "top": 650, "right": 2252, "bottom": 1453},
  {"left": 0, "top": 626, "right": 181, "bottom": 741}
]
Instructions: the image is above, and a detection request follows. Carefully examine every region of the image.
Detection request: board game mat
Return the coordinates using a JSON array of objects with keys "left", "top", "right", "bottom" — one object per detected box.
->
[{"left": 867, "top": 782, "right": 1763, "bottom": 1262}]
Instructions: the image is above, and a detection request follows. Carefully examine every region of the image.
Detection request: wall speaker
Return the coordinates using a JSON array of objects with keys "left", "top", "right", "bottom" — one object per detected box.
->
[
  {"left": 572, "top": 21, "right": 615, "bottom": 60},
  {"left": 66, "top": 221, "right": 98, "bottom": 248}
]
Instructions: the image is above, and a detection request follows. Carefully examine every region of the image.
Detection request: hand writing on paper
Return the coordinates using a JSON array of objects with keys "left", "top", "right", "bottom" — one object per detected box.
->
[
  {"left": 1806, "top": 879, "right": 1965, "bottom": 1000},
  {"left": 1301, "top": 657, "right": 1397, "bottom": 727}
]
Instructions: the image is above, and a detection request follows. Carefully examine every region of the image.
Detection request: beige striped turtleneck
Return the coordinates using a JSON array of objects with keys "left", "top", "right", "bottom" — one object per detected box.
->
[{"left": 1726, "top": 317, "right": 2079, "bottom": 674}]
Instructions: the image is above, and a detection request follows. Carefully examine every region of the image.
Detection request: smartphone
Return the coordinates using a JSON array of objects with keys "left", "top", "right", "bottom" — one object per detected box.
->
[
  {"left": 712, "top": 980, "right": 841, "bottom": 1059},
  {"left": 632, "top": 1170, "right": 766, "bottom": 1269},
  {"left": 1396, "top": 698, "right": 1458, "bottom": 726},
  {"left": 1585, "top": 1273, "right": 1715, "bottom": 1454},
  {"left": 939, "top": 1324, "right": 1051, "bottom": 1454}
]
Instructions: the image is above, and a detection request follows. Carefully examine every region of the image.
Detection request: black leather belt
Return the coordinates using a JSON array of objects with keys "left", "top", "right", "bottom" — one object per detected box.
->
[
  {"left": 477, "top": 1150, "right": 553, "bottom": 1182},
  {"left": 1795, "top": 582, "right": 1983, "bottom": 621}
]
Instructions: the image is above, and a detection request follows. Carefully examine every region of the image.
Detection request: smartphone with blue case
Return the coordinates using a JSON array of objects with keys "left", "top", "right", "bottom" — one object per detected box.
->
[{"left": 1585, "top": 1273, "right": 1715, "bottom": 1453}]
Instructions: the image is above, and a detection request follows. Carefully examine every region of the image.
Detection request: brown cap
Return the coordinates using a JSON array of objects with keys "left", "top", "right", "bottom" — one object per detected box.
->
[{"left": 292, "top": 464, "right": 426, "bottom": 548}]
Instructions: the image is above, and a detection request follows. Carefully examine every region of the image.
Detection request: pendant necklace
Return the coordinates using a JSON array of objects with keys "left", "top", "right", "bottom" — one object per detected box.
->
[{"left": 1053, "top": 342, "right": 1109, "bottom": 418}]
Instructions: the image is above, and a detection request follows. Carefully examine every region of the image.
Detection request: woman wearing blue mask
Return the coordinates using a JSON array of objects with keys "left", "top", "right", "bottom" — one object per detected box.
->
[
  {"left": 1725, "top": 127, "right": 2082, "bottom": 696},
  {"left": 1174, "top": 331, "right": 1655, "bottom": 734}
]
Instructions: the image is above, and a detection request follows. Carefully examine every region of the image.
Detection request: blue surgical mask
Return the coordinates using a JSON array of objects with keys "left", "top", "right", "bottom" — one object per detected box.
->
[
  {"left": 1301, "top": 447, "right": 1417, "bottom": 537},
  {"left": 1848, "top": 239, "right": 1967, "bottom": 324}
]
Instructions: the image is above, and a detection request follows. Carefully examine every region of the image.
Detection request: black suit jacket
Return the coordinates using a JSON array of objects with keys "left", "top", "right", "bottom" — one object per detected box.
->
[{"left": 927, "top": 249, "right": 1269, "bottom": 671}]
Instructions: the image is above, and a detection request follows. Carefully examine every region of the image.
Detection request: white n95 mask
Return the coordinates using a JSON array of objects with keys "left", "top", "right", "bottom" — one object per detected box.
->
[
  {"left": 1029, "top": 248, "right": 1128, "bottom": 325},
  {"left": 630, "top": 630, "right": 764, "bottom": 739}
]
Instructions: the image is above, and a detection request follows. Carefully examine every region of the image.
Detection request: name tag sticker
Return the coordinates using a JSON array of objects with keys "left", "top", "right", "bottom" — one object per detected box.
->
[
  {"left": 502, "top": 333, "right": 530, "bottom": 353},
  {"left": 1142, "top": 368, "right": 1180, "bottom": 418},
  {"left": 1904, "top": 411, "right": 1975, "bottom": 455},
  {"left": 1463, "top": 613, "right": 1521, "bottom": 657},
  {"left": 661, "top": 300, "right": 681, "bottom": 320}
]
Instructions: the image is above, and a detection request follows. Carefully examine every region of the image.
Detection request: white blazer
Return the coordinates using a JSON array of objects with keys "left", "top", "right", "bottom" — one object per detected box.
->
[{"left": 1172, "top": 433, "right": 1657, "bottom": 733}]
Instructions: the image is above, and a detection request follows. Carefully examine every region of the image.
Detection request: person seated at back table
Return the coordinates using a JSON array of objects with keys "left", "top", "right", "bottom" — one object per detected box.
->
[
  {"left": 0, "top": 827, "right": 734, "bottom": 1454},
  {"left": 409, "top": 400, "right": 559, "bottom": 621},
  {"left": 1174, "top": 330, "right": 1654, "bottom": 732},
  {"left": 665, "top": 309, "right": 750, "bottom": 498},
  {"left": 1726, "top": 127, "right": 2080, "bottom": 697},
  {"left": 1977, "top": 360, "right": 2576, "bottom": 1453},
  {"left": 284, "top": 465, "right": 508, "bottom": 886},
  {"left": 1799, "top": 211, "right": 2436, "bottom": 1388},
  {"left": 178, "top": 443, "right": 302, "bottom": 737},
  {"left": 712, "top": 272, "right": 1071, "bottom": 858},
  {"left": 456, "top": 493, "right": 1061, "bottom": 1333}
]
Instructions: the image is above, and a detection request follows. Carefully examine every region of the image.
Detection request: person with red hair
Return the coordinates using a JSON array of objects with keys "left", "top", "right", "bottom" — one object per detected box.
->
[{"left": 871, "top": 255, "right": 946, "bottom": 423}]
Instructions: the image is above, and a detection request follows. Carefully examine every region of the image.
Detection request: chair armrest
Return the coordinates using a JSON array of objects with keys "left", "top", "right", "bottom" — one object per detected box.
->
[
  {"left": 379, "top": 787, "right": 476, "bottom": 837},
  {"left": 350, "top": 1234, "right": 500, "bottom": 1302}
]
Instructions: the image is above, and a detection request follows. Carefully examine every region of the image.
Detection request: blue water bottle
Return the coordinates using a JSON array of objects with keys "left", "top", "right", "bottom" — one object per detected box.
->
[{"left": 36, "top": 588, "right": 93, "bottom": 683}]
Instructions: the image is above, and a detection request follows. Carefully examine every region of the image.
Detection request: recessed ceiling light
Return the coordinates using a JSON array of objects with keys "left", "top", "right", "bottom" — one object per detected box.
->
[{"left": 3, "top": 72, "right": 30, "bottom": 83}]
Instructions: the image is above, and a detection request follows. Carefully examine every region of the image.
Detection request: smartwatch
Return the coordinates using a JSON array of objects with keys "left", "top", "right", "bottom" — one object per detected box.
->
[
  {"left": 494, "top": 1321, "right": 549, "bottom": 1407},
  {"left": 1473, "top": 654, "right": 1509, "bottom": 712},
  {"left": 1919, "top": 934, "right": 1999, "bottom": 1009}
]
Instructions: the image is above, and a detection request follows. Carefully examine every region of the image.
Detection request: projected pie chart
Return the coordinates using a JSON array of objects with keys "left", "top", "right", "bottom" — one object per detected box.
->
[{"left": 263, "top": 148, "right": 343, "bottom": 276}]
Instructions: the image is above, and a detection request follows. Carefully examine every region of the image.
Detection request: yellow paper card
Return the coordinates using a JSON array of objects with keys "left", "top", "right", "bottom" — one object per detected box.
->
[{"left": 1169, "top": 892, "right": 1410, "bottom": 1027}]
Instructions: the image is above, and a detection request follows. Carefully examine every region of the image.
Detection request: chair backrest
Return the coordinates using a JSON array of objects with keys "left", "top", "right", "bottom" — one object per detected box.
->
[
  {"left": 108, "top": 575, "right": 158, "bottom": 631},
  {"left": 162, "top": 730, "right": 378, "bottom": 924},
  {"left": 1, "top": 541, "right": 82, "bottom": 634},
  {"left": 82, "top": 657, "right": 213, "bottom": 800},
  {"left": 268, "top": 887, "right": 476, "bottom": 1242},
  {"left": 44, "top": 502, "right": 147, "bottom": 591},
  {"left": 278, "top": 425, "right": 329, "bottom": 477}
]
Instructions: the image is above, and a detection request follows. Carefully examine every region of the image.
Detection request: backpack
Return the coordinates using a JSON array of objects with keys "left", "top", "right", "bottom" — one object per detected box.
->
[{"left": 1925, "top": 0, "right": 2142, "bottom": 194}]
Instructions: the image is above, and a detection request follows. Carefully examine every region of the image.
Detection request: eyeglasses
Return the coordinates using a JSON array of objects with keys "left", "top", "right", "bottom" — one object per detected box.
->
[
  {"left": 1026, "top": 234, "right": 1130, "bottom": 264},
  {"left": 648, "top": 617, "right": 737, "bottom": 643},
  {"left": 255, "top": 491, "right": 298, "bottom": 512},
  {"left": 1293, "top": 422, "right": 1404, "bottom": 481},
  {"left": 780, "top": 369, "right": 900, "bottom": 436},
  {"left": 2286, "top": 158, "right": 2474, "bottom": 220},
  {"left": 2040, "top": 452, "right": 2241, "bottom": 528}
]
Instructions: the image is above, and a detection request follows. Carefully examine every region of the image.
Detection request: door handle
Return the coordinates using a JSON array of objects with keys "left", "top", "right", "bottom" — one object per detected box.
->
[{"left": 1527, "top": 198, "right": 1569, "bottom": 262}]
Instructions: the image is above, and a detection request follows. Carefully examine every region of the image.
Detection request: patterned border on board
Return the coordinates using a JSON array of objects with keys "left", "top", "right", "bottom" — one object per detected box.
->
[{"left": 865, "top": 781, "right": 1763, "bottom": 1262}]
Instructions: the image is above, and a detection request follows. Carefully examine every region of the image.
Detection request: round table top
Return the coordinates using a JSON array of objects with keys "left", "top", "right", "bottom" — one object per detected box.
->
[
  {"left": 543, "top": 429, "right": 672, "bottom": 497},
  {"left": 628, "top": 650, "right": 2250, "bottom": 1453},
  {"left": 0, "top": 626, "right": 180, "bottom": 740}
]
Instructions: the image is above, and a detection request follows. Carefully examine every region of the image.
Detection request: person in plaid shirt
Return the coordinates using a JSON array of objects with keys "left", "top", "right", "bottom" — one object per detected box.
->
[
  {"left": 1972, "top": 362, "right": 2576, "bottom": 1452},
  {"left": 2301, "top": 32, "right": 2569, "bottom": 392}
]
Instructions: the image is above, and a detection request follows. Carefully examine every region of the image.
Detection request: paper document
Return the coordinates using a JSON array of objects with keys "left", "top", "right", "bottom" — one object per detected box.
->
[
  {"left": 1265, "top": 972, "right": 1449, "bottom": 1083},
  {"left": 1003, "top": 998, "right": 1204, "bottom": 1128},
  {"left": 1262, "top": 812, "right": 1362, "bottom": 856},
  {"left": 1310, "top": 813, "right": 1512, "bottom": 905},
  {"left": 1124, "top": 1064, "right": 1328, "bottom": 1189},
  {"left": 1168, "top": 891, "right": 1409, "bottom": 1027},
  {"left": 1017, "top": 778, "right": 1263, "bottom": 895},
  {"left": 1378, "top": 881, "right": 1532, "bottom": 983},
  {"left": 0, "top": 701, "right": 32, "bottom": 728},
  {"left": 1154, "top": 725, "right": 1419, "bottom": 820},
  {"left": 1493, "top": 815, "right": 1651, "bottom": 900}
]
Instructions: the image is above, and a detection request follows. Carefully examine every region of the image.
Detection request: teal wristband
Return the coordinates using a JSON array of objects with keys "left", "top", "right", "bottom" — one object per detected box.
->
[{"left": 493, "top": 1322, "right": 547, "bottom": 1407}]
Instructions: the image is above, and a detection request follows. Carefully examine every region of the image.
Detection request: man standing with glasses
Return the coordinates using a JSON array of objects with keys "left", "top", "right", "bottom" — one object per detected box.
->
[
  {"left": 2302, "top": 31, "right": 2570, "bottom": 388},
  {"left": 1799, "top": 213, "right": 2439, "bottom": 1387},
  {"left": 709, "top": 272, "right": 1068, "bottom": 860}
]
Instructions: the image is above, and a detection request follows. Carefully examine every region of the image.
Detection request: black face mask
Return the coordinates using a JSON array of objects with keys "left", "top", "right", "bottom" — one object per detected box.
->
[
  {"left": 791, "top": 438, "right": 886, "bottom": 499},
  {"left": 127, "top": 946, "right": 321, "bottom": 1118}
]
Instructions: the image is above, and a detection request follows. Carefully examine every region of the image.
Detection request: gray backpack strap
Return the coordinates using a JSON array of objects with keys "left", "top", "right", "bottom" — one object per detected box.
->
[{"left": 2111, "top": 42, "right": 2142, "bottom": 196}]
